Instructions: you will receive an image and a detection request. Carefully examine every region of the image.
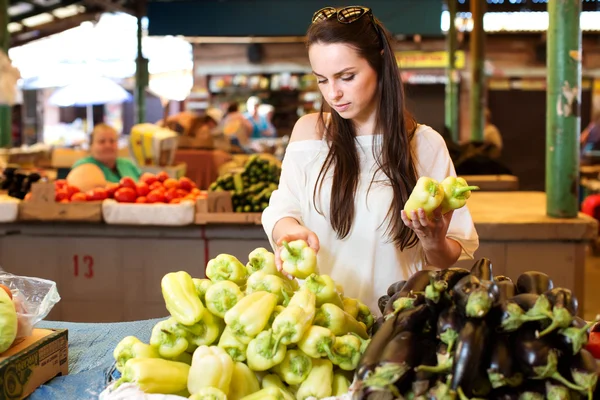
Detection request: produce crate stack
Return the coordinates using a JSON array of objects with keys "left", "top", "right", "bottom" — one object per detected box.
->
[
  {"left": 105, "top": 241, "right": 375, "bottom": 399},
  {"left": 353, "top": 260, "right": 600, "bottom": 400},
  {"left": 208, "top": 155, "right": 281, "bottom": 214}
]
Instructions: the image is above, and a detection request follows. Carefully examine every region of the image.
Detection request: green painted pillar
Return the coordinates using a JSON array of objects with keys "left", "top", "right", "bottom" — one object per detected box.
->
[
  {"left": 469, "top": 0, "right": 486, "bottom": 142},
  {"left": 546, "top": 0, "right": 582, "bottom": 218},
  {"left": 445, "top": 0, "right": 459, "bottom": 143},
  {"left": 0, "top": 0, "right": 11, "bottom": 147},
  {"left": 135, "top": 0, "right": 149, "bottom": 125}
]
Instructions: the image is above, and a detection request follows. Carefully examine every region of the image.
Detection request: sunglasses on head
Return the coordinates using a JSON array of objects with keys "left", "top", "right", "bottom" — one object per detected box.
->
[{"left": 312, "top": 6, "right": 384, "bottom": 48}]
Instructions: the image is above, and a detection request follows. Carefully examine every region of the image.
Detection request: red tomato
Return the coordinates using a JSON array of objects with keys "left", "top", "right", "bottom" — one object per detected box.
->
[
  {"left": 164, "top": 188, "right": 179, "bottom": 203},
  {"left": 91, "top": 188, "right": 108, "bottom": 201},
  {"left": 156, "top": 171, "right": 169, "bottom": 183},
  {"left": 191, "top": 188, "right": 202, "bottom": 196},
  {"left": 114, "top": 187, "right": 137, "bottom": 203},
  {"left": 178, "top": 177, "right": 194, "bottom": 191},
  {"left": 105, "top": 183, "right": 119, "bottom": 198},
  {"left": 66, "top": 185, "right": 80, "bottom": 198},
  {"left": 182, "top": 194, "right": 196, "bottom": 203},
  {"left": 119, "top": 177, "right": 136, "bottom": 190},
  {"left": 136, "top": 182, "right": 150, "bottom": 197},
  {"left": 140, "top": 173, "right": 158, "bottom": 186},
  {"left": 135, "top": 196, "right": 148, "bottom": 203},
  {"left": 55, "top": 189, "right": 69, "bottom": 202},
  {"left": 176, "top": 189, "right": 188, "bottom": 198},
  {"left": 54, "top": 179, "right": 67, "bottom": 190},
  {"left": 149, "top": 181, "right": 163, "bottom": 192},
  {"left": 170, "top": 198, "right": 182, "bottom": 204},
  {"left": 70, "top": 192, "right": 88, "bottom": 202},
  {"left": 163, "top": 178, "right": 179, "bottom": 190},
  {"left": 146, "top": 189, "right": 166, "bottom": 203},
  {"left": 586, "top": 330, "right": 600, "bottom": 359}
]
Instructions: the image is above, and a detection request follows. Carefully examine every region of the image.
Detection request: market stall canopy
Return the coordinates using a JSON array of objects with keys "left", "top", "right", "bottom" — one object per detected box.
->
[{"left": 48, "top": 76, "right": 131, "bottom": 107}]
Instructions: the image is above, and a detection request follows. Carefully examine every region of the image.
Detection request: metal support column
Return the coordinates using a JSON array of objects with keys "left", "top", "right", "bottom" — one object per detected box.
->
[
  {"left": 135, "top": 0, "right": 149, "bottom": 125},
  {"left": 546, "top": 0, "right": 582, "bottom": 217},
  {"left": 445, "top": 0, "right": 459, "bottom": 143},
  {"left": 469, "top": 0, "right": 485, "bottom": 142},
  {"left": 0, "top": 0, "right": 11, "bottom": 147}
]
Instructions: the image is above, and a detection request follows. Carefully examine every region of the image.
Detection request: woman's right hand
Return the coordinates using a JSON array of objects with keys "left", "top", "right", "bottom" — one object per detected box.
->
[{"left": 274, "top": 226, "right": 320, "bottom": 272}]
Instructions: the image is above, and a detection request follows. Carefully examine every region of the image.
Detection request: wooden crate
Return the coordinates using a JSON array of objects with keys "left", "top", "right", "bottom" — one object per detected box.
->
[
  {"left": 18, "top": 182, "right": 102, "bottom": 222},
  {"left": 195, "top": 191, "right": 261, "bottom": 225}
]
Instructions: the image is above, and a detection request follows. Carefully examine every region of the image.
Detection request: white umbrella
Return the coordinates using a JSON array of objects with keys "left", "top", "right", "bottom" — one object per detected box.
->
[{"left": 48, "top": 75, "right": 132, "bottom": 133}]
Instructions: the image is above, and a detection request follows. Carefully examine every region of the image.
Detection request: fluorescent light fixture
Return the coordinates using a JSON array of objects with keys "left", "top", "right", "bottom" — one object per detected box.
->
[
  {"left": 21, "top": 13, "right": 55, "bottom": 28},
  {"left": 8, "top": 23, "right": 23, "bottom": 33},
  {"left": 53, "top": 5, "right": 85, "bottom": 19},
  {"left": 8, "top": 2, "right": 33, "bottom": 17}
]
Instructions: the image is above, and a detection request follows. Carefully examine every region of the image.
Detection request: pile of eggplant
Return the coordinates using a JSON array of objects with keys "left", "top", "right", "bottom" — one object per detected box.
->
[{"left": 352, "top": 259, "right": 599, "bottom": 400}]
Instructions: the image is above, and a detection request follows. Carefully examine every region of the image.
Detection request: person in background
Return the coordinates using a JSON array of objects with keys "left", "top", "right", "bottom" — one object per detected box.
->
[
  {"left": 244, "top": 96, "right": 275, "bottom": 139},
  {"left": 67, "top": 123, "right": 141, "bottom": 192},
  {"left": 483, "top": 108, "right": 503, "bottom": 159},
  {"left": 258, "top": 104, "right": 277, "bottom": 137},
  {"left": 581, "top": 111, "right": 600, "bottom": 153},
  {"left": 221, "top": 102, "right": 254, "bottom": 151}
]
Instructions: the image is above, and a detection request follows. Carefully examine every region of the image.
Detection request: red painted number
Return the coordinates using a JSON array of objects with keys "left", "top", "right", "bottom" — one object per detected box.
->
[{"left": 73, "top": 255, "right": 94, "bottom": 278}]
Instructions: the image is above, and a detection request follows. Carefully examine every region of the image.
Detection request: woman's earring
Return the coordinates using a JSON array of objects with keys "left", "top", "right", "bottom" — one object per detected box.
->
[{"left": 380, "top": 50, "right": 384, "bottom": 56}]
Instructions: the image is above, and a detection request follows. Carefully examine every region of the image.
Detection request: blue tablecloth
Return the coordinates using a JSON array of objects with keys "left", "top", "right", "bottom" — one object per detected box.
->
[{"left": 29, "top": 318, "right": 164, "bottom": 400}]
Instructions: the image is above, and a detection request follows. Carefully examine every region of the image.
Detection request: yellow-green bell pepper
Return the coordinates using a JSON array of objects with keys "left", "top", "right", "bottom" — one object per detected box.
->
[
  {"left": 246, "top": 330, "right": 287, "bottom": 371},
  {"left": 240, "top": 387, "right": 285, "bottom": 400},
  {"left": 169, "top": 351, "right": 192, "bottom": 365},
  {"left": 297, "top": 325, "right": 336, "bottom": 359},
  {"left": 162, "top": 271, "right": 206, "bottom": 326},
  {"left": 217, "top": 326, "right": 248, "bottom": 362},
  {"left": 272, "top": 349, "right": 312, "bottom": 385},
  {"left": 182, "top": 311, "right": 224, "bottom": 350},
  {"left": 188, "top": 345, "right": 234, "bottom": 395},
  {"left": 224, "top": 291, "right": 278, "bottom": 344},
  {"left": 267, "top": 305, "right": 286, "bottom": 327},
  {"left": 332, "top": 372, "right": 351, "bottom": 396},
  {"left": 303, "top": 274, "right": 344, "bottom": 308},
  {"left": 192, "top": 278, "right": 212, "bottom": 303},
  {"left": 356, "top": 300, "right": 375, "bottom": 330},
  {"left": 342, "top": 297, "right": 360, "bottom": 319},
  {"left": 246, "top": 271, "right": 293, "bottom": 306},
  {"left": 314, "top": 303, "right": 369, "bottom": 339},
  {"left": 280, "top": 240, "right": 318, "bottom": 279},
  {"left": 188, "top": 387, "right": 227, "bottom": 400},
  {"left": 246, "top": 247, "right": 278, "bottom": 276},
  {"left": 205, "top": 280, "right": 244, "bottom": 318},
  {"left": 403, "top": 176, "right": 445, "bottom": 217},
  {"left": 206, "top": 254, "right": 248, "bottom": 285},
  {"left": 261, "top": 374, "right": 295, "bottom": 400},
  {"left": 295, "top": 358, "right": 333, "bottom": 400},
  {"left": 272, "top": 289, "right": 316, "bottom": 348},
  {"left": 150, "top": 318, "right": 191, "bottom": 359},
  {"left": 0, "top": 289, "right": 17, "bottom": 354},
  {"left": 114, "top": 357, "right": 190, "bottom": 395},
  {"left": 113, "top": 336, "right": 160, "bottom": 373},
  {"left": 327, "top": 333, "right": 366, "bottom": 371},
  {"left": 440, "top": 176, "right": 480, "bottom": 214},
  {"left": 227, "top": 361, "right": 261, "bottom": 400}
]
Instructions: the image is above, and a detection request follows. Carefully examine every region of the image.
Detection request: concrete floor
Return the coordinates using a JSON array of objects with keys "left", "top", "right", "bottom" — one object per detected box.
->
[{"left": 585, "top": 246, "right": 600, "bottom": 321}]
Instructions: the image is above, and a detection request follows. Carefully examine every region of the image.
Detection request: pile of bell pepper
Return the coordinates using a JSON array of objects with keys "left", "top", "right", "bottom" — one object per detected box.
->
[
  {"left": 403, "top": 176, "right": 480, "bottom": 217},
  {"left": 110, "top": 243, "right": 376, "bottom": 399}
]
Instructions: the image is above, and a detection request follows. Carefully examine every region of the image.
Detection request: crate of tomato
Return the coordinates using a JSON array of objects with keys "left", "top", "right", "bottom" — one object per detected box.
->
[{"left": 102, "top": 172, "right": 205, "bottom": 226}]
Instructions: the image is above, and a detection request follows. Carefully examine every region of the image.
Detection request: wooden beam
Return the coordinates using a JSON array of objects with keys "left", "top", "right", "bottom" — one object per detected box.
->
[{"left": 82, "top": 0, "right": 133, "bottom": 14}]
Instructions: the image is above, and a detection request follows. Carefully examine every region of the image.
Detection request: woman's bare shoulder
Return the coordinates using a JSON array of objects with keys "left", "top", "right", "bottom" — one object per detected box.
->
[{"left": 289, "top": 113, "right": 330, "bottom": 143}]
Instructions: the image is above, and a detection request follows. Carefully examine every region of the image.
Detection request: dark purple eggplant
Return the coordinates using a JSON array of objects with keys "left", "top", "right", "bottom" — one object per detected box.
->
[
  {"left": 556, "top": 316, "right": 598, "bottom": 356},
  {"left": 436, "top": 305, "right": 462, "bottom": 352},
  {"left": 489, "top": 386, "right": 519, "bottom": 400},
  {"left": 450, "top": 319, "right": 492, "bottom": 398},
  {"left": 496, "top": 294, "right": 547, "bottom": 332},
  {"left": 427, "top": 378, "right": 453, "bottom": 400},
  {"left": 397, "top": 270, "right": 433, "bottom": 298},
  {"left": 494, "top": 275, "right": 513, "bottom": 283},
  {"left": 486, "top": 334, "right": 523, "bottom": 389},
  {"left": 470, "top": 257, "right": 493, "bottom": 281},
  {"left": 567, "top": 349, "right": 598, "bottom": 400},
  {"left": 510, "top": 293, "right": 541, "bottom": 312},
  {"left": 424, "top": 268, "right": 470, "bottom": 305},
  {"left": 515, "top": 379, "right": 546, "bottom": 400},
  {"left": 516, "top": 271, "right": 554, "bottom": 295},
  {"left": 378, "top": 295, "right": 390, "bottom": 313},
  {"left": 383, "top": 290, "right": 425, "bottom": 318},
  {"left": 411, "top": 339, "right": 440, "bottom": 397},
  {"left": 415, "top": 340, "right": 453, "bottom": 376},
  {"left": 452, "top": 274, "right": 497, "bottom": 318},
  {"left": 513, "top": 324, "right": 584, "bottom": 392},
  {"left": 387, "top": 280, "right": 407, "bottom": 297},
  {"left": 371, "top": 315, "right": 385, "bottom": 336},
  {"left": 536, "top": 288, "right": 578, "bottom": 337}
]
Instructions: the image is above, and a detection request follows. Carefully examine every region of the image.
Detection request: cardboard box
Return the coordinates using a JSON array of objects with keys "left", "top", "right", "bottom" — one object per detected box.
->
[
  {"left": 0, "top": 329, "right": 68, "bottom": 400},
  {"left": 18, "top": 182, "right": 102, "bottom": 222},
  {"left": 195, "top": 191, "right": 261, "bottom": 225},
  {"left": 129, "top": 124, "right": 179, "bottom": 167}
]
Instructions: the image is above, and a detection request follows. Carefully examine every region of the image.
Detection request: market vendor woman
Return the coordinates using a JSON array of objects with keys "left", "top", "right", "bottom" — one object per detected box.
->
[
  {"left": 262, "top": 5, "right": 479, "bottom": 313},
  {"left": 67, "top": 124, "right": 141, "bottom": 192}
]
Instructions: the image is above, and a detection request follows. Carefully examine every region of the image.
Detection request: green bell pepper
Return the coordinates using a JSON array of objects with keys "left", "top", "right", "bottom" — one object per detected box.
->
[
  {"left": 440, "top": 176, "right": 479, "bottom": 214},
  {"left": 150, "top": 318, "right": 191, "bottom": 359},
  {"left": 0, "top": 289, "right": 17, "bottom": 354},
  {"left": 313, "top": 303, "right": 369, "bottom": 339},
  {"left": 189, "top": 387, "right": 227, "bottom": 400},
  {"left": 272, "top": 349, "right": 313, "bottom": 385},
  {"left": 262, "top": 374, "right": 296, "bottom": 400},
  {"left": 227, "top": 361, "right": 261, "bottom": 400},
  {"left": 297, "top": 325, "right": 336, "bottom": 359},
  {"left": 113, "top": 336, "right": 160, "bottom": 373},
  {"left": 161, "top": 271, "right": 206, "bottom": 326},
  {"left": 246, "top": 247, "right": 278, "bottom": 276},
  {"left": 327, "top": 333, "right": 366, "bottom": 371},
  {"left": 217, "top": 326, "right": 248, "bottom": 362},
  {"left": 205, "top": 280, "right": 244, "bottom": 318},
  {"left": 272, "top": 289, "right": 316, "bottom": 349},
  {"left": 403, "top": 176, "right": 444, "bottom": 217},
  {"left": 224, "top": 291, "right": 278, "bottom": 344},
  {"left": 182, "top": 311, "right": 224, "bottom": 350},
  {"left": 279, "top": 240, "right": 318, "bottom": 279},
  {"left": 114, "top": 357, "right": 190, "bottom": 395},
  {"left": 303, "top": 274, "right": 344, "bottom": 309},
  {"left": 192, "top": 278, "right": 213, "bottom": 303},
  {"left": 295, "top": 358, "right": 333, "bottom": 400},
  {"left": 246, "top": 271, "right": 293, "bottom": 306},
  {"left": 246, "top": 330, "right": 287, "bottom": 371},
  {"left": 206, "top": 254, "right": 248, "bottom": 286}
]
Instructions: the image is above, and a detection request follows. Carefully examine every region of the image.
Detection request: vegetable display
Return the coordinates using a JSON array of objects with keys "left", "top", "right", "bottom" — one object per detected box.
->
[
  {"left": 355, "top": 258, "right": 599, "bottom": 400},
  {"left": 110, "top": 241, "right": 375, "bottom": 399}
]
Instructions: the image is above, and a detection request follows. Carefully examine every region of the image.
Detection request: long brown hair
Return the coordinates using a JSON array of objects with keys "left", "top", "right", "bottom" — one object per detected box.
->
[{"left": 307, "top": 11, "right": 419, "bottom": 251}]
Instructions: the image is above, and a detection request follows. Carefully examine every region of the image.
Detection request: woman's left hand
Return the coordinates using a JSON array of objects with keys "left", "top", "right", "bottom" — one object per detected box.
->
[{"left": 401, "top": 205, "right": 453, "bottom": 248}]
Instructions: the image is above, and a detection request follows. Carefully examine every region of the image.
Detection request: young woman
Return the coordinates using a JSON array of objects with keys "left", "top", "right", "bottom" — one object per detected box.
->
[{"left": 262, "top": 6, "right": 479, "bottom": 313}]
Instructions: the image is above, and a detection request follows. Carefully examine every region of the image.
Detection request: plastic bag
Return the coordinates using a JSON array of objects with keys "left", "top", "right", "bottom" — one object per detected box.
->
[{"left": 0, "top": 270, "right": 61, "bottom": 339}]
